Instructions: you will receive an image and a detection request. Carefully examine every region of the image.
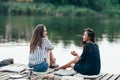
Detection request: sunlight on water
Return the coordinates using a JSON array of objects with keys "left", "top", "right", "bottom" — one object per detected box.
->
[
  {"left": 0, "top": 43, "right": 29, "bottom": 64},
  {"left": 98, "top": 38, "right": 120, "bottom": 74},
  {"left": 0, "top": 38, "right": 120, "bottom": 74}
]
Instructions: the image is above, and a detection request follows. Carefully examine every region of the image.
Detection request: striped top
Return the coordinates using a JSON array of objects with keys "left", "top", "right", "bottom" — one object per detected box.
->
[{"left": 29, "top": 38, "right": 54, "bottom": 65}]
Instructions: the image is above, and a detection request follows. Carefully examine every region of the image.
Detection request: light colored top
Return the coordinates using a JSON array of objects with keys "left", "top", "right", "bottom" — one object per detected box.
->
[{"left": 29, "top": 38, "right": 54, "bottom": 65}]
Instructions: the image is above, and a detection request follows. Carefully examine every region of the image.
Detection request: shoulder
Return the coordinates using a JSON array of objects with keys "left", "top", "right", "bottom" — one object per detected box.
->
[
  {"left": 42, "top": 38, "right": 53, "bottom": 46},
  {"left": 42, "top": 38, "right": 48, "bottom": 40},
  {"left": 84, "top": 42, "right": 92, "bottom": 48},
  {"left": 84, "top": 42, "right": 98, "bottom": 50},
  {"left": 42, "top": 38, "right": 50, "bottom": 42},
  {"left": 85, "top": 42, "right": 98, "bottom": 47}
]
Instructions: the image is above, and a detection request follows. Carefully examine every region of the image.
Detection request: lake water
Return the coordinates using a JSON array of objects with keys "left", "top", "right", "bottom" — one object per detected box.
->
[{"left": 0, "top": 15, "right": 120, "bottom": 74}]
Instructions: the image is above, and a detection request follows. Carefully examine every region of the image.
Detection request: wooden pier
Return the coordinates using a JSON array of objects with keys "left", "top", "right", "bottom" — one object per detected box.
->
[{"left": 0, "top": 64, "right": 120, "bottom": 80}]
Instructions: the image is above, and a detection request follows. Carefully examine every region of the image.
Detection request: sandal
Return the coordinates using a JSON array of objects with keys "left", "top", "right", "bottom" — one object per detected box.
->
[{"left": 49, "top": 64, "right": 59, "bottom": 68}]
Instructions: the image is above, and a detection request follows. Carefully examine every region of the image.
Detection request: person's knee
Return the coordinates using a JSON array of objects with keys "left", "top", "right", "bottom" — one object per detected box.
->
[{"left": 71, "top": 63, "right": 75, "bottom": 69}]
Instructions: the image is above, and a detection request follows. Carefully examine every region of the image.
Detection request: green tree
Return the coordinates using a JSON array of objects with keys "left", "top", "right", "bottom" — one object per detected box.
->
[
  {"left": 111, "top": 0, "right": 120, "bottom": 4},
  {"left": 0, "top": 0, "right": 9, "bottom": 2}
]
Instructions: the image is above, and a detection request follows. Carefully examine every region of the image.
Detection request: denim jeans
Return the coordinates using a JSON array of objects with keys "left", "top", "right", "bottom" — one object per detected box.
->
[{"left": 29, "top": 61, "right": 49, "bottom": 72}]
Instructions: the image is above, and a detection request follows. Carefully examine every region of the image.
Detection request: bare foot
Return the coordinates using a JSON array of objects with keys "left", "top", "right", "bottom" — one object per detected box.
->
[
  {"left": 54, "top": 66, "right": 67, "bottom": 71},
  {"left": 54, "top": 67, "right": 60, "bottom": 71}
]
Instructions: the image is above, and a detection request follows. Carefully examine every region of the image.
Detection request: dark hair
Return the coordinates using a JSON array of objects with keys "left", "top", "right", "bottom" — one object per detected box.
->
[{"left": 84, "top": 28, "right": 95, "bottom": 43}]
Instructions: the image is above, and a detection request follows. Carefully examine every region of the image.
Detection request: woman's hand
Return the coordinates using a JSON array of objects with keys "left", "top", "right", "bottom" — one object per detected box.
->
[{"left": 71, "top": 51, "right": 78, "bottom": 57}]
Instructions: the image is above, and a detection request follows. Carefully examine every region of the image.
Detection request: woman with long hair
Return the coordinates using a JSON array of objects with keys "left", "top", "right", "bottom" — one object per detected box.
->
[{"left": 29, "top": 24, "right": 58, "bottom": 72}]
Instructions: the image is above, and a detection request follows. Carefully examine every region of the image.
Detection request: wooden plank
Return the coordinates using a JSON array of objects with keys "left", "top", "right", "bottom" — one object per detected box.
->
[
  {"left": 95, "top": 73, "right": 107, "bottom": 80},
  {"left": 1, "top": 64, "right": 120, "bottom": 80},
  {"left": 0, "top": 64, "right": 28, "bottom": 80},
  {"left": 0, "top": 72, "right": 9, "bottom": 76},
  {"left": 10, "top": 63, "right": 27, "bottom": 68},
  {"left": 6, "top": 72, "right": 28, "bottom": 80},
  {"left": 116, "top": 75, "right": 120, "bottom": 80},
  {"left": 1, "top": 64, "right": 68, "bottom": 80},
  {"left": 84, "top": 79, "right": 92, "bottom": 80},
  {"left": 0, "top": 72, "right": 13, "bottom": 80},
  {"left": 100, "top": 74, "right": 113, "bottom": 80},
  {"left": 109, "top": 74, "right": 120, "bottom": 80}
]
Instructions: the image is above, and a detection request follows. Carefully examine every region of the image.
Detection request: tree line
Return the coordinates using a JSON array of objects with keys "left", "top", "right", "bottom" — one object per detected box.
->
[
  {"left": 1, "top": 0, "right": 120, "bottom": 11},
  {"left": 0, "top": 0, "right": 120, "bottom": 16}
]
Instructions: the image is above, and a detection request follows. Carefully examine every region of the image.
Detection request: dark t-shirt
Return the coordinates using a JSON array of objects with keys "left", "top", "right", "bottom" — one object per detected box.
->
[{"left": 74, "top": 43, "right": 101, "bottom": 75}]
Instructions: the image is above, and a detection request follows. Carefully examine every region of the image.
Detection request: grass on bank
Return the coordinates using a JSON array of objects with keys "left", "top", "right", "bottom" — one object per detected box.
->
[{"left": 0, "top": 2, "right": 120, "bottom": 17}]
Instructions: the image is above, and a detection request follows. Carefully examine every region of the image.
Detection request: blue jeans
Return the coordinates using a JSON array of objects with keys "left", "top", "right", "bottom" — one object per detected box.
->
[{"left": 29, "top": 61, "right": 49, "bottom": 72}]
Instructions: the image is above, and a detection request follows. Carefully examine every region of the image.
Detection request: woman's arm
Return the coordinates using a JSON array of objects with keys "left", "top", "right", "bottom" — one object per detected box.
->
[{"left": 54, "top": 55, "right": 80, "bottom": 71}]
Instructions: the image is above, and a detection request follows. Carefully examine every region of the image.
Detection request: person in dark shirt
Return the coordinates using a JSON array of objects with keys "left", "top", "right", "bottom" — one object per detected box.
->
[{"left": 54, "top": 28, "right": 101, "bottom": 75}]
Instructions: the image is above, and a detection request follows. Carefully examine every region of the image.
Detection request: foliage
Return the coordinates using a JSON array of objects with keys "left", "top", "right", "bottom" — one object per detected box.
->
[{"left": 0, "top": 0, "right": 120, "bottom": 16}]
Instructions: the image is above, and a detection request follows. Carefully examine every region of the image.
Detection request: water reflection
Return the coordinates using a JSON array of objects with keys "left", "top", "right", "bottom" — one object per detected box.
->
[{"left": 0, "top": 15, "right": 120, "bottom": 46}]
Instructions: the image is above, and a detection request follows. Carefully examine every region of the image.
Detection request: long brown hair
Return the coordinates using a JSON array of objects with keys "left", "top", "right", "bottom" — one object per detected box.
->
[{"left": 30, "top": 24, "right": 45, "bottom": 53}]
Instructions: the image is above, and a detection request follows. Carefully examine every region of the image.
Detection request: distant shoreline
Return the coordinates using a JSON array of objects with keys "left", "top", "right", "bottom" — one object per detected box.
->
[{"left": 0, "top": 2, "right": 120, "bottom": 17}]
